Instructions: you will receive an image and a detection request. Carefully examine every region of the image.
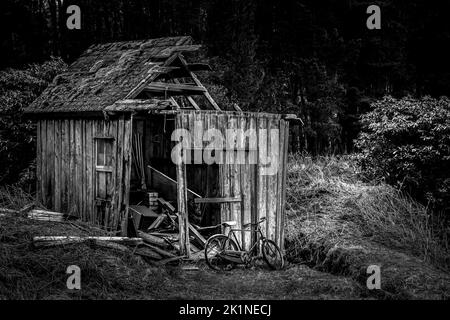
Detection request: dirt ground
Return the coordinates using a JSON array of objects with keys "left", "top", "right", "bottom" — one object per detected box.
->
[{"left": 156, "top": 262, "right": 366, "bottom": 300}]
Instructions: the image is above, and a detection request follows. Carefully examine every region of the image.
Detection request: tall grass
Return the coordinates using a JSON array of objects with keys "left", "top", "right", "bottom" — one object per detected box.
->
[
  {"left": 0, "top": 185, "right": 35, "bottom": 210},
  {"left": 285, "top": 152, "right": 450, "bottom": 270}
]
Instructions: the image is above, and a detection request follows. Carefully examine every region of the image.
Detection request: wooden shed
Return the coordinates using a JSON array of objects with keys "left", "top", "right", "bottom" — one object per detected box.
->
[{"left": 25, "top": 36, "right": 293, "bottom": 256}]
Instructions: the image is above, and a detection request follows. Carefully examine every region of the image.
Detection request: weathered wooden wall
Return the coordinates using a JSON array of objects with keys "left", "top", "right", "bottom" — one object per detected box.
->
[
  {"left": 36, "top": 116, "right": 132, "bottom": 232},
  {"left": 176, "top": 110, "right": 289, "bottom": 251}
]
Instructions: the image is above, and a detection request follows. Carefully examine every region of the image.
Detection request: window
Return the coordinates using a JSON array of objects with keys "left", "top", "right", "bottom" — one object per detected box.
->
[{"left": 95, "top": 138, "right": 114, "bottom": 171}]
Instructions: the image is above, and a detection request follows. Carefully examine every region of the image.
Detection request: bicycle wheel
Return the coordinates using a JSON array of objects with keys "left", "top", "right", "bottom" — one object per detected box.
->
[
  {"left": 261, "top": 239, "right": 284, "bottom": 270},
  {"left": 204, "top": 234, "right": 238, "bottom": 271}
]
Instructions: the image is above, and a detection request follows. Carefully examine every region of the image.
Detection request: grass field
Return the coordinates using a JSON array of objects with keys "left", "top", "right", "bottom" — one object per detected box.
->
[{"left": 0, "top": 154, "right": 449, "bottom": 299}]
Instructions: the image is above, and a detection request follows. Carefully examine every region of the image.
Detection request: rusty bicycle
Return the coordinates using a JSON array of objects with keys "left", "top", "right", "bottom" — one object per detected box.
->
[{"left": 204, "top": 217, "right": 284, "bottom": 271}]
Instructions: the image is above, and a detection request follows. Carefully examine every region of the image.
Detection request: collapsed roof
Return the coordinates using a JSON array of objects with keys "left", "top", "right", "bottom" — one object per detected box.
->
[{"left": 25, "top": 36, "right": 204, "bottom": 114}]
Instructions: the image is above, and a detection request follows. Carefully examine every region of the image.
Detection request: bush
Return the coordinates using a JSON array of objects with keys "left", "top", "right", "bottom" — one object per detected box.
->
[
  {"left": 0, "top": 58, "right": 66, "bottom": 186},
  {"left": 356, "top": 96, "right": 450, "bottom": 216}
]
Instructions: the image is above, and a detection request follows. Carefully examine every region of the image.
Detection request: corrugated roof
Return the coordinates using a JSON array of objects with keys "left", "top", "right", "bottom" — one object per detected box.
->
[{"left": 25, "top": 36, "right": 195, "bottom": 114}]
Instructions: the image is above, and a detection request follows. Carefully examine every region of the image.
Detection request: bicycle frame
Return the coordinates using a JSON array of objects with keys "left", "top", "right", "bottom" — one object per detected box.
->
[{"left": 226, "top": 223, "right": 266, "bottom": 257}]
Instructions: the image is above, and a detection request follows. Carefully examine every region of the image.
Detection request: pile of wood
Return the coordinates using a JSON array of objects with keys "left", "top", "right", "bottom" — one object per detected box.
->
[
  {"left": 27, "top": 196, "right": 207, "bottom": 265},
  {"left": 130, "top": 196, "right": 207, "bottom": 264}
]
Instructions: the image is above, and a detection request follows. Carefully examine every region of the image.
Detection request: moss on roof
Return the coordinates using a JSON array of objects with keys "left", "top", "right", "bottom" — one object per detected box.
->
[{"left": 25, "top": 36, "right": 195, "bottom": 114}]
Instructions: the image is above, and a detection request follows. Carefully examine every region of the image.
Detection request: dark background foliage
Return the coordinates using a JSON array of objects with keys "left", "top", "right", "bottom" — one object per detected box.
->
[
  {"left": 1, "top": 0, "right": 449, "bottom": 219},
  {"left": 2, "top": 0, "right": 450, "bottom": 155}
]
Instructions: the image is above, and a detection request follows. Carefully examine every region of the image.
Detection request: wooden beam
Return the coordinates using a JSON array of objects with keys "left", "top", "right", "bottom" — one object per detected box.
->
[
  {"left": 176, "top": 54, "right": 221, "bottom": 111},
  {"left": 194, "top": 197, "right": 242, "bottom": 204},
  {"left": 173, "top": 79, "right": 200, "bottom": 110},
  {"left": 143, "top": 82, "right": 206, "bottom": 95},
  {"left": 148, "top": 165, "right": 203, "bottom": 198},
  {"left": 186, "top": 63, "right": 212, "bottom": 72}
]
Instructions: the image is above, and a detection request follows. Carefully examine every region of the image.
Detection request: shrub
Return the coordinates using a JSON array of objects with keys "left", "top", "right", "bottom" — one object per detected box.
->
[
  {"left": 356, "top": 96, "right": 450, "bottom": 216},
  {"left": 0, "top": 58, "right": 66, "bottom": 186}
]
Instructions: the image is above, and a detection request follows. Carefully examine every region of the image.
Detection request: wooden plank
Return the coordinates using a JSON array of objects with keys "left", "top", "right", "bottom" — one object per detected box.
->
[
  {"left": 176, "top": 113, "right": 190, "bottom": 257},
  {"left": 115, "top": 117, "right": 124, "bottom": 230},
  {"left": 267, "top": 117, "right": 278, "bottom": 242},
  {"left": 107, "top": 120, "right": 117, "bottom": 230},
  {"left": 193, "top": 197, "right": 241, "bottom": 204},
  {"left": 60, "top": 120, "right": 68, "bottom": 212},
  {"left": 256, "top": 116, "right": 267, "bottom": 241},
  {"left": 84, "top": 120, "right": 93, "bottom": 224},
  {"left": 143, "top": 82, "right": 206, "bottom": 95},
  {"left": 279, "top": 120, "right": 289, "bottom": 251},
  {"left": 177, "top": 54, "right": 221, "bottom": 111},
  {"left": 228, "top": 115, "right": 242, "bottom": 246},
  {"left": 157, "top": 197, "right": 176, "bottom": 212},
  {"left": 69, "top": 119, "right": 76, "bottom": 216},
  {"left": 36, "top": 121, "right": 42, "bottom": 204},
  {"left": 173, "top": 79, "right": 200, "bottom": 110},
  {"left": 147, "top": 215, "right": 166, "bottom": 230},
  {"left": 249, "top": 117, "right": 258, "bottom": 249},
  {"left": 75, "top": 120, "right": 83, "bottom": 219},
  {"left": 46, "top": 119, "right": 54, "bottom": 209},
  {"left": 148, "top": 165, "right": 202, "bottom": 198},
  {"left": 121, "top": 115, "right": 133, "bottom": 235},
  {"left": 54, "top": 120, "right": 61, "bottom": 212},
  {"left": 188, "top": 223, "right": 207, "bottom": 248}
]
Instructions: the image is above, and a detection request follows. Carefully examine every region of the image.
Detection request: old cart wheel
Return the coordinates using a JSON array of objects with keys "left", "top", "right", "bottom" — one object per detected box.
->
[
  {"left": 204, "top": 234, "right": 238, "bottom": 271},
  {"left": 262, "top": 239, "right": 284, "bottom": 270}
]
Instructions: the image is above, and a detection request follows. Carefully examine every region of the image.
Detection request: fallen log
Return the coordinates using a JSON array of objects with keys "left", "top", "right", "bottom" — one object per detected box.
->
[
  {"left": 137, "top": 231, "right": 170, "bottom": 247},
  {"left": 28, "top": 209, "right": 65, "bottom": 222},
  {"left": 33, "top": 236, "right": 143, "bottom": 247},
  {"left": 94, "top": 241, "right": 130, "bottom": 253}
]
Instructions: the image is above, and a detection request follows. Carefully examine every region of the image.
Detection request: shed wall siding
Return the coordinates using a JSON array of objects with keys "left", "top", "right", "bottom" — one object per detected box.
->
[
  {"left": 37, "top": 116, "right": 132, "bottom": 231},
  {"left": 176, "top": 111, "right": 289, "bottom": 251}
]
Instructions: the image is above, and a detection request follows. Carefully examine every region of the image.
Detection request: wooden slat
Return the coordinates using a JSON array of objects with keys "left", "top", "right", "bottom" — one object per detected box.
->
[
  {"left": 115, "top": 116, "right": 125, "bottom": 232},
  {"left": 267, "top": 117, "right": 278, "bottom": 241},
  {"left": 177, "top": 54, "right": 221, "bottom": 111},
  {"left": 194, "top": 197, "right": 241, "bottom": 204},
  {"left": 121, "top": 115, "right": 133, "bottom": 235},
  {"left": 280, "top": 120, "right": 289, "bottom": 251},
  {"left": 74, "top": 120, "right": 82, "bottom": 219},
  {"left": 176, "top": 113, "right": 190, "bottom": 256},
  {"left": 143, "top": 82, "right": 206, "bottom": 95},
  {"left": 85, "top": 120, "right": 93, "bottom": 224},
  {"left": 173, "top": 79, "right": 200, "bottom": 110},
  {"left": 36, "top": 121, "right": 42, "bottom": 205},
  {"left": 54, "top": 120, "right": 61, "bottom": 211},
  {"left": 46, "top": 119, "right": 54, "bottom": 209},
  {"left": 239, "top": 116, "right": 251, "bottom": 250}
]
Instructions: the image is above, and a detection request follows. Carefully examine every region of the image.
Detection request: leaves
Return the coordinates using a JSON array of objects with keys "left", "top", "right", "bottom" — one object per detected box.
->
[
  {"left": 356, "top": 96, "right": 450, "bottom": 213},
  {"left": 0, "top": 58, "right": 67, "bottom": 186}
]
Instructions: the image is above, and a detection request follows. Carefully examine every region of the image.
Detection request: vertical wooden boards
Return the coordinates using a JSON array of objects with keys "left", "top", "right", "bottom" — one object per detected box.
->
[
  {"left": 36, "top": 121, "right": 42, "bottom": 205},
  {"left": 239, "top": 116, "right": 252, "bottom": 250},
  {"left": 60, "top": 120, "right": 68, "bottom": 212},
  {"left": 121, "top": 115, "right": 133, "bottom": 235},
  {"left": 266, "top": 116, "right": 279, "bottom": 242},
  {"left": 54, "top": 120, "right": 61, "bottom": 212},
  {"left": 85, "top": 120, "right": 94, "bottom": 223},
  {"left": 279, "top": 120, "right": 289, "bottom": 251},
  {"left": 228, "top": 115, "right": 241, "bottom": 245},
  {"left": 34, "top": 117, "right": 130, "bottom": 233},
  {"left": 256, "top": 116, "right": 268, "bottom": 241},
  {"left": 175, "top": 112, "right": 190, "bottom": 256}
]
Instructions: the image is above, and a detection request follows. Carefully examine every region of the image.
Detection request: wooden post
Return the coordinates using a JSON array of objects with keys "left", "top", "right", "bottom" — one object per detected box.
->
[{"left": 176, "top": 114, "right": 191, "bottom": 257}]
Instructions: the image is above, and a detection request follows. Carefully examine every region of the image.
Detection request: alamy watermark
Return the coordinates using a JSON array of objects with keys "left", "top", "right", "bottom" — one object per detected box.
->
[{"left": 171, "top": 121, "right": 280, "bottom": 175}]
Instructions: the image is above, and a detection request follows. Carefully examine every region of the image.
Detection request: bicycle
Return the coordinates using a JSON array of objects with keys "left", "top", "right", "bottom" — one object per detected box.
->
[{"left": 204, "top": 217, "right": 284, "bottom": 271}]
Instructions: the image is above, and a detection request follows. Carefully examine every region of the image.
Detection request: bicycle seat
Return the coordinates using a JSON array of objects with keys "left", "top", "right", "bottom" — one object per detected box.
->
[{"left": 222, "top": 220, "right": 237, "bottom": 227}]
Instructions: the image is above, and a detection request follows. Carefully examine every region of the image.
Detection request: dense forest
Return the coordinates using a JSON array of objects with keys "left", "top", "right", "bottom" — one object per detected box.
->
[
  {"left": 2, "top": 0, "right": 450, "bottom": 154},
  {"left": 1, "top": 1, "right": 449, "bottom": 219}
]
